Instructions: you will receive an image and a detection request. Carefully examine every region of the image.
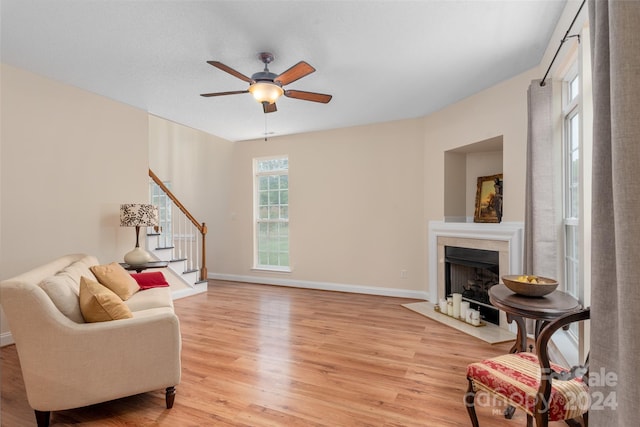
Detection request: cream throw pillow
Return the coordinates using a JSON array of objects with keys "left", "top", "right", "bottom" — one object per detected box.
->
[
  {"left": 79, "top": 277, "right": 133, "bottom": 322},
  {"left": 90, "top": 262, "right": 139, "bottom": 300},
  {"left": 39, "top": 275, "right": 85, "bottom": 323}
]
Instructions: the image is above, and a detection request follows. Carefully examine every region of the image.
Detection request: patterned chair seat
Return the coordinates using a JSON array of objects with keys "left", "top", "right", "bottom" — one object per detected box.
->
[{"left": 467, "top": 351, "right": 589, "bottom": 421}]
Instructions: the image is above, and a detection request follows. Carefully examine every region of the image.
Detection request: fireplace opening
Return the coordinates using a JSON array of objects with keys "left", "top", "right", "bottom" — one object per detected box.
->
[{"left": 445, "top": 246, "right": 500, "bottom": 325}]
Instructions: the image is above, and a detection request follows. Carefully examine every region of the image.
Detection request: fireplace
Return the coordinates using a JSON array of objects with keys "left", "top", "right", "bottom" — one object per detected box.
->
[
  {"left": 445, "top": 246, "right": 500, "bottom": 325},
  {"left": 429, "top": 220, "right": 524, "bottom": 330}
]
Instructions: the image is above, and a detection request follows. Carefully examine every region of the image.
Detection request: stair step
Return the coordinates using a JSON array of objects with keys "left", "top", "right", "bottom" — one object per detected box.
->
[
  {"left": 147, "top": 232, "right": 161, "bottom": 237},
  {"left": 155, "top": 246, "right": 175, "bottom": 250},
  {"left": 169, "top": 258, "right": 187, "bottom": 263},
  {"left": 183, "top": 269, "right": 199, "bottom": 275},
  {"left": 195, "top": 280, "right": 208, "bottom": 285}
]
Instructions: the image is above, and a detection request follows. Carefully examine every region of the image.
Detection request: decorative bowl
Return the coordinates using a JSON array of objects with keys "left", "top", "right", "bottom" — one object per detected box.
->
[{"left": 501, "top": 275, "right": 558, "bottom": 297}]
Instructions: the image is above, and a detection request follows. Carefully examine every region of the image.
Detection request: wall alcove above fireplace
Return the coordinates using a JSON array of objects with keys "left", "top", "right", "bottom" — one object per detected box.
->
[{"left": 444, "top": 135, "right": 503, "bottom": 222}]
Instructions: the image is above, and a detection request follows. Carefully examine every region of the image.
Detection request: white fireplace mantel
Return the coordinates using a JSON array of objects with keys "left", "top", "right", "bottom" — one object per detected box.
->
[{"left": 428, "top": 220, "right": 524, "bottom": 303}]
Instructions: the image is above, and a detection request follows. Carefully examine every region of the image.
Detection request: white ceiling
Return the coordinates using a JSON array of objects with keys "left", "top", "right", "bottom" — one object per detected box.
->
[{"left": 1, "top": 0, "right": 566, "bottom": 142}]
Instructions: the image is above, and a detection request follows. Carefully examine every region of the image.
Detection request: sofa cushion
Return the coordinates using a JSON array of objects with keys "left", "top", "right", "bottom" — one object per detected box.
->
[
  {"left": 58, "top": 257, "right": 98, "bottom": 286},
  {"left": 130, "top": 272, "right": 170, "bottom": 290},
  {"left": 125, "top": 287, "right": 174, "bottom": 312},
  {"left": 79, "top": 276, "right": 133, "bottom": 322},
  {"left": 90, "top": 262, "right": 139, "bottom": 300}
]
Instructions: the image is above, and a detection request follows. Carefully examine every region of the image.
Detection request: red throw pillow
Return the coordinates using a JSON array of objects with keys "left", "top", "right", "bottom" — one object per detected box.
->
[{"left": 130, "top": 272, "right": 170, "bottom": 290}]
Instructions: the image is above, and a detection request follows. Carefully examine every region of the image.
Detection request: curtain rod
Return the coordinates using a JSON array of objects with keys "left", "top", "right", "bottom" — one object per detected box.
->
[{"left": 540, "top": 0, "right": 586, "bottom": 87}]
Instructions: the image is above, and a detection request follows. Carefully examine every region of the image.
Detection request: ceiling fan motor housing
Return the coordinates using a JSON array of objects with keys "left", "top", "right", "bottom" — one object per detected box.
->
[{"left": 251, "top": 71, "right": 281, "bottom": 85}]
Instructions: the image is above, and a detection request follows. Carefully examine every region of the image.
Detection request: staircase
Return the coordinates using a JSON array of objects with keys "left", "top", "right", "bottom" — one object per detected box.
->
[{"left": 147, "top": 169, "right": 208, "bottom": 298}]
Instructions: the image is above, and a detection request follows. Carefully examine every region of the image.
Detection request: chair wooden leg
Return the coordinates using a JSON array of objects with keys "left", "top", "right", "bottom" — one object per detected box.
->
[
  {"left": 465, "top": 379, "right": 480, "bottom": 427},
  {"left": 534, "top": 411, "right": 549, "bottom": 427},
  {"left": 34, "top": 410, "right": 50, "bottom": 427},
  {"left": 504, "top": 405, "right": 516, "bottom": 419},
  {"left": 165, "top": 386, "right": 176, "bottom": 409},
  {"left": 526, "top": 414, "right": 533, "bottom": 427}
]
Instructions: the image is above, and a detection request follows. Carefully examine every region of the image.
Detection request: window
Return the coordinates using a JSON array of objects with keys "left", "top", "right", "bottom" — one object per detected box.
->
[
  {"left": 150, "top": 179, "right": 172, "bottom": 249},
  {"left": 563, "top": 68, "right": 580, "bottom": 299},
  {"left": 552, "top": 24, "right": 593, "bottom": 364},
  {"left": 254, "top": 156, "right": 290, "bottom": 271}
]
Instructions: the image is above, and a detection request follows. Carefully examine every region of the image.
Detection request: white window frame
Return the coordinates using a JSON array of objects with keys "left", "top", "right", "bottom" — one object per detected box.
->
[
  {"left": 562, "top": 64, "right": 580, "bottom": 301},
  {"left": 253, "top": 155, "right": 290, "bottom": 272}
]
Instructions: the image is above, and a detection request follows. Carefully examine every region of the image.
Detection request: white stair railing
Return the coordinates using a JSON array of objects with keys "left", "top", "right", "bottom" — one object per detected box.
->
[{"left": 148, "top": 169, "right": 207, "bottom": 281}]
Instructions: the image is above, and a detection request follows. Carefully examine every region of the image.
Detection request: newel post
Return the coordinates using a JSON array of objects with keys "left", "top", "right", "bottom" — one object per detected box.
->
[{"left": 200, "top": 222, "right": 208, "bottom": 281}]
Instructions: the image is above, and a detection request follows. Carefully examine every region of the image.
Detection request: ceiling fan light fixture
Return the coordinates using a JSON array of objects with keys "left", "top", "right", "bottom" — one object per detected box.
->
[{"left": 248, "top": 81, "right": 284, "bottom": 104}]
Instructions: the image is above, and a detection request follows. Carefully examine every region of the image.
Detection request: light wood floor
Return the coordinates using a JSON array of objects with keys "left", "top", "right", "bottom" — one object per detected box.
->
[{"left": 1, "top": 280, "right": 568, "bottom": 426}]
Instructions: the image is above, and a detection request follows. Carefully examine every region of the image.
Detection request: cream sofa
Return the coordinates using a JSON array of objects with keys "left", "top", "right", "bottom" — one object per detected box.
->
[{"left": 0, "top": 254, "right": 181, "bottom": 427}]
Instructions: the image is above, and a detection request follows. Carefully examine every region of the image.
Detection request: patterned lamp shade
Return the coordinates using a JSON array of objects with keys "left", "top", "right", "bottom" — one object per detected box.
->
[
  {"left": 120, "top": 204, "right": 158, "bottom": 266},
  {"left": 120, "top": 204, "right": 158, "bottom": 227}
]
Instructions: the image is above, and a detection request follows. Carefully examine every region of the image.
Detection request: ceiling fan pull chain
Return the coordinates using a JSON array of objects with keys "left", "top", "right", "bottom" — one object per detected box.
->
[{"left": 264, "top": 114, "right": 268, "bottom": 142}]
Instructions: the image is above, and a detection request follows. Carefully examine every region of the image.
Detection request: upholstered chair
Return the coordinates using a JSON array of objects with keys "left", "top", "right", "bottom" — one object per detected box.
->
[{"left": 465, "top": 308, "right": 590, "bottom": 427}]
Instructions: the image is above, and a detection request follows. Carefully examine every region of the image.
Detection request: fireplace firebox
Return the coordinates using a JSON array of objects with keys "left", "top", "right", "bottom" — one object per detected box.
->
[{"left": 445, "top": 246, "right": 500, "bottom": 325}]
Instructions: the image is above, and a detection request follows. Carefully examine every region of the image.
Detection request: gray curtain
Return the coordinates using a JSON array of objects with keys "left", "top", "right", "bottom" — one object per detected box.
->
[
  {"left": 523, "top": 80, "right": 557, "bottom": 336},
  {"left": 523, "top": 80, "right": 557, "bottom": 279},
  {"left": 589, "top": 1, "right": 640, "bottom": 425}
]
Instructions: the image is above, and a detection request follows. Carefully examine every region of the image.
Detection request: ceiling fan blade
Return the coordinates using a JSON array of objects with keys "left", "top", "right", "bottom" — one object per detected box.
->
[
  {"left": 284, "top": 90, "right": 332, "bottom": 104},
  {"left": 200, "top": 90, "right": 249, "bottom": 97},
  {"left": 263, "top": 102, "right": 277, "bottom": 113},
  {"left": 207, "top": 61, "right": 253, "bottom": 83},
  {"left": 275, "top": 61, "right": 316, "bottom": 86}
]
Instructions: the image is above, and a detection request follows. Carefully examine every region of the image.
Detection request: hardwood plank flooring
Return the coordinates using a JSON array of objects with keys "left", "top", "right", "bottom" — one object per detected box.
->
[{"left": 1, "top": 280, "right": 568, "bottom": 426}]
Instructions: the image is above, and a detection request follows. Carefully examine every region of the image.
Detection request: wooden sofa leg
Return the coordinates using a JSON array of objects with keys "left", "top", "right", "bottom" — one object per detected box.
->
[
  {"left": 34, "top": 410, "right": 50, "bottom": 427},
  {"left": 465, "top": 379, "right": 480, "bottom": 427},
  {"left": 165, "top": 386, "right": 176, "bottom": 409}
]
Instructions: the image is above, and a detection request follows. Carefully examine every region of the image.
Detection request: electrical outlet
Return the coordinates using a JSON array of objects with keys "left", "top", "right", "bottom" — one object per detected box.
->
[{"left": 400, "top": 269, "right": 408, "bottom": 279}]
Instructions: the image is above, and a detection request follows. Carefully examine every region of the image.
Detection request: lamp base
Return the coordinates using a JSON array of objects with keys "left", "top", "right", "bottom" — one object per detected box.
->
[{"left": 123, "top": 247, "right": 153, "bottom": 266}]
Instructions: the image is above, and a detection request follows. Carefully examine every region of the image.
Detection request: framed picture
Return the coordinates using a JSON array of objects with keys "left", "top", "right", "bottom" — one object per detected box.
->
[{"left": 473, "top": 174, "right": 503, "bottom": 223}]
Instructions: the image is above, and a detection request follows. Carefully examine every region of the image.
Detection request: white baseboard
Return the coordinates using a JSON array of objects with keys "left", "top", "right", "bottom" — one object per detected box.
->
[
  {"left": 208, "top": 273, "right": 429, "bottom": 300},
  {"left": 1, "top": 331, "right": 15, "bottom": 347}
]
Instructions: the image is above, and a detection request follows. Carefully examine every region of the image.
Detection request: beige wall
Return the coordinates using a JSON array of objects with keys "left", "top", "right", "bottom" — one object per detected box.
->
[
  {"left": 221, "top": 119, "right": 426, "bottom": 294},
  {"left": 423, "top": 67, "right": 538, "bottom": 225},
  {"left": 1, "top": 64, "right": 149, "bottom": 337},
  {"left": 216, "top": 64, "right": 536, "bottom": 298},
  {"left": 148, "top": 115, "right": 234, "bottom": 275}
]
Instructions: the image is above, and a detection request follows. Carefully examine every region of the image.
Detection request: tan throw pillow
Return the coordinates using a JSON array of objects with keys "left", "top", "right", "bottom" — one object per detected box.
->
[
  {"left": 79, "top": 276, "right": 133, "bottom": 322},
  {"left": 90, "top": 262, "right": 139, "bottom": 300}
]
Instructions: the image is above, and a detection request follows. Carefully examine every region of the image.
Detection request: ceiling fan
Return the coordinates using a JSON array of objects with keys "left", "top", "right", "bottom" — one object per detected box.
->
[{"left": 200, "top": 52, "right": 332, "bottom": 113}]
